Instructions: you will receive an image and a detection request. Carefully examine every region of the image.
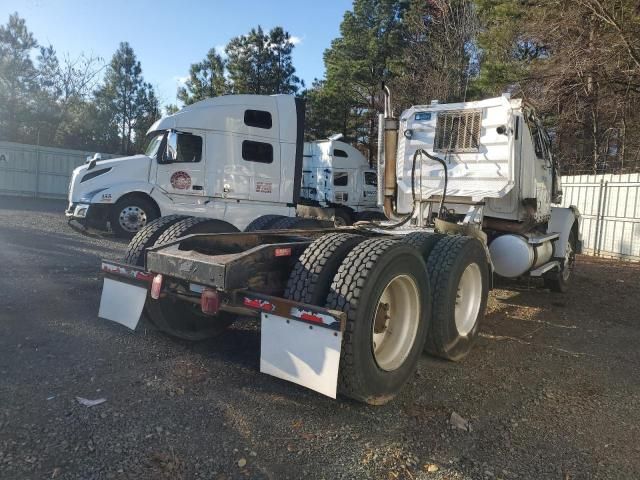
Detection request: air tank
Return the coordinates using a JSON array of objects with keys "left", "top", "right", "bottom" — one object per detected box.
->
[{"left": 489, "top": 234, "right": 554, "bottom": 278}]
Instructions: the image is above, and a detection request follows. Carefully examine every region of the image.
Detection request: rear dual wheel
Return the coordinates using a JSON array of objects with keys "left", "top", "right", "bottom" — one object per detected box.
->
[
  {"left": 286, "top": 235, "right": 431, "bottom": 404},
  {"left": 124, "top": 216, "right": 239, "bottom": 341},
  {"left": 423, "top": 235, "right": 489, "bottom": 361}
]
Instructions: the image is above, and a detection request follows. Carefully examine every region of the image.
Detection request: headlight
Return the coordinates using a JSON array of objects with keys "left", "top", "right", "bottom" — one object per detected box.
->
[
  {"left": 74, "top": 205, "right": 89, "bottom": 218},
  {"left": 79, "top": 188, "right": 108, "bottom": 203}
]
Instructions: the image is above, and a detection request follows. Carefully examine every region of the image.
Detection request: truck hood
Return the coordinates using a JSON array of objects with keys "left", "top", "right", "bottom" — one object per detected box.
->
[{"left": 69, "top": 155, "right": 152, "bottom": 203}]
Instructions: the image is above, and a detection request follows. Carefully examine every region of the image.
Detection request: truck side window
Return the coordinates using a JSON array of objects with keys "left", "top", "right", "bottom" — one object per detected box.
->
[
  {"left": 244, "top": 110, "right": 272, "bottom": 129},
  {"left": 242, "top": 140, "right": 273, "bottom": 164},
  {"left": 175, "top": 134, "right": 202, "bottom": 163},
  {"left": 364, "top": 172, "right": 377, "bottom": 187},
  {"left": 333, "top": 149, "right": 348, "bottom": 158},
  {"left": 334, "top": 172, "right": 349, "bottom": 186}
]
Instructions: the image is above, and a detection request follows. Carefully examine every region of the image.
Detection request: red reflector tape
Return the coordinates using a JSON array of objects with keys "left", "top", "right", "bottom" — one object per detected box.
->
[
  {"left": 290, "top": 307, "right": 339, "bottom": 328},
  {"left": 300, "top": 312, "right": 324, "bottom": 324},
  {"left": 101, "top": 263, "right": 154, "bottom": 282},
  {"left": 150, "top": 274, "right": 163, "bottom": 300},
  {"left": 243, "top": 297, "right": 275, "bottom": 311},
  {"left": 274, "top": 247, "right": 292, "bottom": 257}
]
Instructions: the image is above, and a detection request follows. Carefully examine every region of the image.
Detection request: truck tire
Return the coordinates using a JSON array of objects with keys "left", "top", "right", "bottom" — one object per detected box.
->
[
  {"left": 544, "top": 229, "right": 577, "bottom": 293},
  {"left": 333, "top": 209, "right": 352, "bottom": 227},
  {"left": 424, "top": 235, "right": 489, "bottom": 362},
  {"left": 244, "top": 214, "right": 287, "bottom": 232},
  {"left": 110, "top": 195, "right": 160, "bottom": 238},
  {"left": 145, "top": 217, "right": 240, "bottom": 341},
  {"left": 356, "top": 211, "right": 387, "bottom": 222},
  {"left": 284, "top": 233, "right": 365, "bottom": 305},
  {"left": 270, "top": 216, "right": 324, "bottom": 230},
  {"left": 326, "top": 238, "right": 430, "bottom": 405},
  {"left": 400, "top": 231, "right": 445, "bottom": 261},
  {"left": 124, "top": 215, "right": 187, "bottom": 266}
]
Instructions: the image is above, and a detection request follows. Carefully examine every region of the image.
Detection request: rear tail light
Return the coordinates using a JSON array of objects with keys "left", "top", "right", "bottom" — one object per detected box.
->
[
  {"left": 150, "top": 274, "right": 163, "bottom": 300},
  {"left": 201, "top": 288, "right": 220, "bottom": 315}
]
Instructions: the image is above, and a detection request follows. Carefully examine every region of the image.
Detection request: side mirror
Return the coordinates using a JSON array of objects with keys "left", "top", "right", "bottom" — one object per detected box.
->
[
  {"left": 86, "top": 152, "right": 101, "bottom": 163},
  {"left": 164, "top": 131, "right": 178, "bottom": 163},
  {"left": 86, "top": 153, "right": 101, "bottom": 170},
  {"left": 496, "top": 125, "right": 508, "bottom": 135}
]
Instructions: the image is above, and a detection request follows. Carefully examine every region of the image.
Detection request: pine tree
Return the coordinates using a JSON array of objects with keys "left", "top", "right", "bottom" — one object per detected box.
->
[
  {"left": 322, "top": 0, "right": 408, "bottom": 162},
  {"left": 226, "top": 25, "right": 302, "bottom": 94},
  {"left": 95, "top": 42, "right": 154, "bottom": 154},
  {"left": 0, "top": 13, "right": 38, "bottom": 142},
  {"left": 177, "top": 48, "right": 227, "bottom": 105}
]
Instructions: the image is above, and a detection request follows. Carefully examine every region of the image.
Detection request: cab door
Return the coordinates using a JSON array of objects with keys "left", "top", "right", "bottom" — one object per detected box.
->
[
  {"left": 360, "top": 170, "right": 378, "bottom": 207},
  {"left": 331, "top": 170, "right": 352, "bottom": 206},
  {"left": 155, "top": 130, "right": 206, "bottom": 203}
]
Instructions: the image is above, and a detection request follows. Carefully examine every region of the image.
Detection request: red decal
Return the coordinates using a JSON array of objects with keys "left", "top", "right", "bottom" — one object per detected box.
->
[
  {"left": 243, "top": 297, "right": 275, "bottom": 311},
  {"left": 274, "top": 247, "right": 292, "bottom": 257},
  {"left": 170, "top": 171, "right": 191, "bottom": 190},
  {"left": 300, "top": 312, "right": 324, "bottom": 324}
]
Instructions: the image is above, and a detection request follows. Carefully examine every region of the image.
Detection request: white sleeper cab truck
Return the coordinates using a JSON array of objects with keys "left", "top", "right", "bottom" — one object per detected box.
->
[
  {"left": 66, "top": 95, "right": 381, "bottom": 236},
  {"left": 98, "top": 91, "right": 581, "bottom": 405},
  {"left": 300, "top": 139, "right": 384, "bottom": 225}
]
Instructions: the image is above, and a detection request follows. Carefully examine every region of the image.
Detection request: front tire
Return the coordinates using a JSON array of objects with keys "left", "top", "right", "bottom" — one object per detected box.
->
[
  {"left": 544, "top": 229, "right": 577, "bottom": 293},
  {"left": 110, "top": 195, "right": 159, "bottom": 238},
  {"left": 326, "top": 238, "right": 430, "bottom": 405},
  {"left": 333, "top": 209, "right": 352, "bottom": 227}
]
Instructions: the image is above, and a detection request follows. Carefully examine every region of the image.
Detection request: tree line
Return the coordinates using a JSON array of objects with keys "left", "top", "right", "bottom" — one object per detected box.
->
[
  {"left": 2, "top": 1, "right": 640, "bottom": 174},
  {"left": 305, "top": 0, "right": 640, "bottom": 174},
  {"left": 0, "top": 16, "right": 303, "bottom": 155}
]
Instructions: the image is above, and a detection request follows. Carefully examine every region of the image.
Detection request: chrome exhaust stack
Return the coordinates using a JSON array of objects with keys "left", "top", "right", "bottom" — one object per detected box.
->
[{"left": 381, "top": 85, "right": 400, "bottom": 219}]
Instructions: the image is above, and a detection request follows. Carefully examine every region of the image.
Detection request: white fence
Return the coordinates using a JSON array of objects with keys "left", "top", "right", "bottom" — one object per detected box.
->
[
  {"left": 0, "top": 141, "right": 119, "bottom": 200},
  {"left": 561, "top": 173, "right": 640, "bottom": 261}
]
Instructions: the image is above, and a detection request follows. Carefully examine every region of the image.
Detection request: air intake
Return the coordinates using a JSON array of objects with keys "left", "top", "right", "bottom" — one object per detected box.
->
[{"left": 434, "top": 110, "right": 482, "bottom": 153}]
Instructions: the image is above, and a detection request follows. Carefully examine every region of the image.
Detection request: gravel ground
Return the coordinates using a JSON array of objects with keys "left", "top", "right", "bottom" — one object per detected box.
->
[{"left": 1, "top": 195, "right": 639, "bottom": 480}]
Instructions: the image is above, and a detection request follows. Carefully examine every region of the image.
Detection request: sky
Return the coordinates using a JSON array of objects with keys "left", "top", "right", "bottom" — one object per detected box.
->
[{"left": 0, "top": 0, "right": 353, "bottom": 107}]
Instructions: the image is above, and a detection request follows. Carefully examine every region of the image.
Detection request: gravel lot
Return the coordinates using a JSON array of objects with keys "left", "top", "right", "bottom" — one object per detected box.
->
[{"left": 1, "top": 195, "right": 639, "bottom": 480}]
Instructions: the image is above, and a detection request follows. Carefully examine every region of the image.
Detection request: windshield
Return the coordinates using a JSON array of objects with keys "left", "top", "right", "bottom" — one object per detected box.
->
[{"left": 145, "top": 132, "right": 165, "bottom": 158}]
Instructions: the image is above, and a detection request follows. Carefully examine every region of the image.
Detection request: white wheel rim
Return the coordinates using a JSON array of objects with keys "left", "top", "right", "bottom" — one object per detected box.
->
[
  {"left": 371, "top": 274, "right": 420, "bottom": 371},
  {"left": 118, "top": 206, "right": 148, "bottom": 232},
  {"left": 455, "top": 263, "right": 482, "bottom": 336}
]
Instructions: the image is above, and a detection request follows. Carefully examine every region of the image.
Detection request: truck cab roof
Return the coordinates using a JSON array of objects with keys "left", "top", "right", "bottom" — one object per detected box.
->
[{"left": 148, "top": 94, "right": 298, "bottom": 144}]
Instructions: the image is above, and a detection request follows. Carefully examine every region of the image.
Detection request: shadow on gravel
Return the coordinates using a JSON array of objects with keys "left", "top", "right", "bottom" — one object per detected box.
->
[
  {"left": 0, "top": 224, "right": 127, "bottom": 260},
  {"left": 0, "top": 195, "right": 67, "bottom": 213}
]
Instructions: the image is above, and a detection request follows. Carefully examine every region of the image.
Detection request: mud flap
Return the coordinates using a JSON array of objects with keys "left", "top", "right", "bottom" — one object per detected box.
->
[
  {"left": 260, "top": 312, "right": 342, "bottom": 398},
  {"left": 98, "top": 278, "right": 147, "bottom": 330}
]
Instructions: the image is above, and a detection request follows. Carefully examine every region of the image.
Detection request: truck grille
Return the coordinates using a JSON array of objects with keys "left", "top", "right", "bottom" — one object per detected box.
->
[{"left": 434, "top": 110, "right": 481, "bottom": 153}]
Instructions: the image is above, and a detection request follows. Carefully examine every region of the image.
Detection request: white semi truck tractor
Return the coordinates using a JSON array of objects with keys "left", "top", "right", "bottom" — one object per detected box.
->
[
  {"left": 98, "top": 90, "right": 581, "bottom": 404},
  {"left": 65, "top": 95, "right": 381, "bottom": 236}
]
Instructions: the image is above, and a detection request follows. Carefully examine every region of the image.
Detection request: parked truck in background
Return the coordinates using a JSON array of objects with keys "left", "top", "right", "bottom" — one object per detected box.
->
[
  {"left": 65, "top": 95, "right": 382, "bottom": 237},
  {"left": 300, "top": 138, "right": 383, "bottom": 226},
  {"left": 98, "top": 90, "right": 581, "bottom": 404}
]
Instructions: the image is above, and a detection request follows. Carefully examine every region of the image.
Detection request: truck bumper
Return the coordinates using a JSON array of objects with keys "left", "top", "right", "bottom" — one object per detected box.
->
[
  {"left": 99, "top": 259, "right": 345, "bottom": 398},
  {"left": 66, "top": 202, "right": 91, "bottom": 219},
  {"left": 66, "top": 202, "right": 109, "bottom": 230}
]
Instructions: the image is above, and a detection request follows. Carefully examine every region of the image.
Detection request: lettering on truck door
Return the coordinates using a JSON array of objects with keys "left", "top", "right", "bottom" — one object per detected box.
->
[
  {"left": 361, "top": 170, "right": 378, "bottom": 208},
  {"left": 156, "top": 130, "right": 206, "bottom": 202}
]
